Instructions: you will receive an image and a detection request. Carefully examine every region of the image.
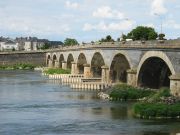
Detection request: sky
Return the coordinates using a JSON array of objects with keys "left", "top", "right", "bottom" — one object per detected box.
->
[{"left": 0, "top": 0, "right": 180, "bottom": 42}]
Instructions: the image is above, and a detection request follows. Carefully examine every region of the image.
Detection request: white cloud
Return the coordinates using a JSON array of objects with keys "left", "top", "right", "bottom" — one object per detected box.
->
[
  {"left": 83, "top": 20, "right": 134, "bottom": 31},
  {"left": 163, "top": 20, "right": 180, "bottom": 29},
  {"left": 151, "top": 0, "right": 167, "bottom": 15},
  {"left": 144, "top": 23, "right": 155, "bottom": 28},
  {"left": 65, "top": 1, "right": 79, "bottom": 9},
  {"left": 0, "top": 16, "right": 70, "bottom": 36},
  {"left": 93, "top": 6, "right": 124, "bottom": 19}
]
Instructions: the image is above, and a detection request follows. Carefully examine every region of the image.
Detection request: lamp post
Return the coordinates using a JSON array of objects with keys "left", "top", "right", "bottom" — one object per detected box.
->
[
  {"left": 154, "top": 13, "right": 163, "bottom": 34},
  {"left": 119, "top": 18, "right": 131, "bottom": 41}
]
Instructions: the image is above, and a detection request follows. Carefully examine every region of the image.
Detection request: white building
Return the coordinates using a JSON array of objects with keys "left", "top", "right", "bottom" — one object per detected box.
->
[
  {"left": 0, "top": 40, "right": 19, "bottom": 51},
  {"left": 24, "top": 41, "right": 45, "bottom": 51},
  {"left": 24, "top": 41, "right": 32, "bottom": 51}
]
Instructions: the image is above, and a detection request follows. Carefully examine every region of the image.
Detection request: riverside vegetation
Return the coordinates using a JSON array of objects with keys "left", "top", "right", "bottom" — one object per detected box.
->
[
  {"left": 0, "top": 63, "right": 35, "bottom": 70},
  {"left": 109, "top": 84, "right": 180, "bottom": 119},
  {"left": 43, "top": 68, "right": 71, "bottom": 75}
]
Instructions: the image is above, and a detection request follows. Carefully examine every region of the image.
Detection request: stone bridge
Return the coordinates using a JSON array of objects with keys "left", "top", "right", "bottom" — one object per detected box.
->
[{"left": 47, "top": 40, "right": 180, "bottom": 96}]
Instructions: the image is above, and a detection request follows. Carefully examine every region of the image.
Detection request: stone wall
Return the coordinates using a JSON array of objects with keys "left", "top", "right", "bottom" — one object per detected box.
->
[{"left": 0, "top": 52, "right": 46, "bottom": 66}]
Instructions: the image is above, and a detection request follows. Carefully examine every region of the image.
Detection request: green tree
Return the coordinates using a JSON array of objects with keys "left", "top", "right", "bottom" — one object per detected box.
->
[
  {"left": 127, "top": 26, "right": 158, "bottom": 40},
  {"left": 40, "top": 43, "right": 50, "bottom": 50},
  {"left": 64, "top": 38, "right": 78, "bottom": 46},
  {"left": 99, "top": 35, "right": 114, "bottom": 42}
]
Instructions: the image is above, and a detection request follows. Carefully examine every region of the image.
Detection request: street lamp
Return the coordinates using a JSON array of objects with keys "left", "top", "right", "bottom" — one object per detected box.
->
[{"left": 154, "top": 13, "right": 163, "bottom": 34}]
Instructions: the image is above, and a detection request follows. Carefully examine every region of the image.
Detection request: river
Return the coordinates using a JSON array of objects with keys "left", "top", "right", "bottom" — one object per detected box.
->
[{"left": 0, "top": 70, "right": 179, "bottom": 135}]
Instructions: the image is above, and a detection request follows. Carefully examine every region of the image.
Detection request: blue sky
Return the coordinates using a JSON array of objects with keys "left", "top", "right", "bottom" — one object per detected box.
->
[{"left": 0, "top": 0, "right": 179, "bottom": 42}]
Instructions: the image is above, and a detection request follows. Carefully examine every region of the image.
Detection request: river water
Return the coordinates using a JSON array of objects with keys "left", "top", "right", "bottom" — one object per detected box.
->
[{"left": 0, "top": 70, "right": 179, "bottom": 135}]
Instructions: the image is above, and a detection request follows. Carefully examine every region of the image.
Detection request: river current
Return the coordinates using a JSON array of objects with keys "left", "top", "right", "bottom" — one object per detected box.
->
[{"left": 0, "top": 70, "right": 179, "bottom": 135}]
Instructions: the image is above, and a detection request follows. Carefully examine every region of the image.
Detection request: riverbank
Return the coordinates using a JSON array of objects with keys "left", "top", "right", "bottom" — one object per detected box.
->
[
  {"left": 0, "top": 63, "right": 35, "bottom": 70},
  {"left": 99, "top": 84, "right": 180, "bottom": 119}
]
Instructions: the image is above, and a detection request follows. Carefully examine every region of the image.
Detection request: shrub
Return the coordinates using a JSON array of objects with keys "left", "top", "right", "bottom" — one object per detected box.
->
[
  {"left": 109, "top": 84, "right": 155, "bottom": 101},
  {"left": 133, "top": 103, "right": 180, "bottom": 119},
  {"left": 146, "top": 87, "right": 171, "bottom": 103},
  {"left": 44, "top": 68, "right": 71, "bottom": 75}
]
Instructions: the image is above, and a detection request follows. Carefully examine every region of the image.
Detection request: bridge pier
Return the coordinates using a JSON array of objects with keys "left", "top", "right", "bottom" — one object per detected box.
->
[
  {"left": 62, "top": 61, "right": 67, "bottom": 69},
  {"left": 71, "top": 61, "right": 78, "bottom": 74},
  {"left": 101, "top": 65, "right": 110, "bottom": 83},
  {"left": 170, "top": 74, "right": 180, "bottom": 97},
  {"left": 55, "top": 60, "right": 60, "bottom": 68},
  {"left": 83, "top": 64, "right": 92, "bottom": 78},
  {"left": 48, "top": 59, "right": 53, "bottom": 68},
  {"left": 127, "top": 69, "right": 137, "bottom": 87}
]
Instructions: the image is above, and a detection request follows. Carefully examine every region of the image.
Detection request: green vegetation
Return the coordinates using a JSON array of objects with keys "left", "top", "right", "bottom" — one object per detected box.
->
[
  {"left": 44, "top": 68, "right": 71, "bottom": 75},
  {"left": 0, "top": 63, "right": 35, "bottom": 70},
  {"left": 133, "top": 103, "right": 180, "bottom": 119},
  {"left": 145, "top": 87, "right": 171, "bottom": 103},
  {"left": 133, "top": 88, "right": 180, "bottom": 119},
  {"left": 99, "top": 35, "right": 115, "bottom": 42},
  {"left": 158, "top": 33, "right": 166, "bottom": 40},
  {"left": 109, "top": 84, "right": 155, "bottom": 101},
  {"left": 64, "top": 38, "right": 79, "bottom": 46},
  {"left": 39, "top": 43, "right": 50, "bottom": 50},
  {"left": 109, "top": 84, "right": 180, "bottom": 119},
  {"left": 126, "top": 26, "right": 158, "bottom": 40}
]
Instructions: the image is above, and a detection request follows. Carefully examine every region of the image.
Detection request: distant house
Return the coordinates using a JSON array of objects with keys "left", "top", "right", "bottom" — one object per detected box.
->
[
  {"left": 24, "top": 41, "right": 33, "bottom": 51},
  {"left": 0, "top": 40, "right": 19, "bottom": 51},
  {"left": 24, "top": 41, "right": 45, "bottom": 51}
]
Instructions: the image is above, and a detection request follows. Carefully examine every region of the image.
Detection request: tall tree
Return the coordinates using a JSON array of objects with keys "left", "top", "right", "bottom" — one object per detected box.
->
[
  {"left": 127, "top": 26, "right": 158, "bottom": 40},
  {"left": 64, "top": 38, "right": 78, "bottom": 46},
  {"left": 99, "top": 35, "right": 114, "bottom": 42}
]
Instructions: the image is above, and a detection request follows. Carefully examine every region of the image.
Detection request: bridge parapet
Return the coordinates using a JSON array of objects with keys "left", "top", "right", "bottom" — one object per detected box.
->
[{"left": 47, "top": 40, "right": 180, "bottom": 52}]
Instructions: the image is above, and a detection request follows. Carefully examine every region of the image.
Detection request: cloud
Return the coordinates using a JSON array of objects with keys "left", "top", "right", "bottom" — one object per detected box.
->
[
  {"left": 83, "top": 20, "right": 134, "bottom": 31},
  {"left": 143, "top": 23, "right": 155, "bottom": 28},
  {"left": 163, "top": 20, "right": 180, "bottom": 29},
  {"left": 92, "top": 6, "right": 124, "bottom": 19},
  {"left": 65, "top": 1, "right": 79, "bottom": 9},
  {"left": 0, "top": 16, "right": 70, "bottom": 36},
  {"left": 151, "top": 0, "right": 167, "bottom": 15}
]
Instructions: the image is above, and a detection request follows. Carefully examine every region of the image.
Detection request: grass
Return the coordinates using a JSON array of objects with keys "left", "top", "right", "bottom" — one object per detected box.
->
[
  {"left": 109, "top": 84, "right": 155, "bottom": 101},
  {"left": 0, "top": 63, "right": 35, "bottom": 70},
  {"left": 44, "top": 68, "right": 71, "bottom": 75}
]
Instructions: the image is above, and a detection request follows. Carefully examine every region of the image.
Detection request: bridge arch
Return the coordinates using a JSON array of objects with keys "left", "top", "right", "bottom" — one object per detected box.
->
[
  {"left": 59, "top": 54, "right": 65, "bottom": 68},
  {"left": 91, "top": 52, "right": 105, "bottom": 77},
  {"left": 137, "top": 51, "right": 175, "bottom": 89},
  {"left": 52, "top": 54, "right": 57, "bottom": 67},
  {"left": 110, "top": 53, "right": 131, "bottom": 83},
  {"left": 67, "top": 53, "right": 74, "bottom": 69},
  {"left": 77, "top": 53, "right": 87, "bottom": 74}
]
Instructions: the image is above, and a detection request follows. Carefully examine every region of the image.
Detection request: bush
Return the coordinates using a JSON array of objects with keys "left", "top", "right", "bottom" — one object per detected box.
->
[
  {"left": 44, "top": 68, "right": 71, "bottom": 74},
  {"left": 133, "top": 103, "right": 180, "bottom": 119},
  {"left": 109, "top": 84, "right": 155, "bottom": 101},
  {"left": 146, "top": 87, "right": 171, "bottom": 103}
]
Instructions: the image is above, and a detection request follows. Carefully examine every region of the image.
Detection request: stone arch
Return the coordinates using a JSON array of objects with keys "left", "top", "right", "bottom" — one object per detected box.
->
[
  {"left": 52, "top": 54, "right": 57, "bottom": 67},
  {"left": 137, "top": 51, "right": 175, "bottom": 89},
  {"left": 110, "top": 53, "right": 131, "bottom": 83},
  {"left": 77, "top": 53, "right": 87, "bottom": 74},
  {"left": 59, "top": 54, "right": 65, "bottom": 68},
  {"left": 67, "top": 53, "right": 74, "bottom": 69},
  {"left": 91, "top": 52, "right": 105, "bottom": 77},
  {"left": 46, "top": 54, "right": 51, "bottom": 66}
]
